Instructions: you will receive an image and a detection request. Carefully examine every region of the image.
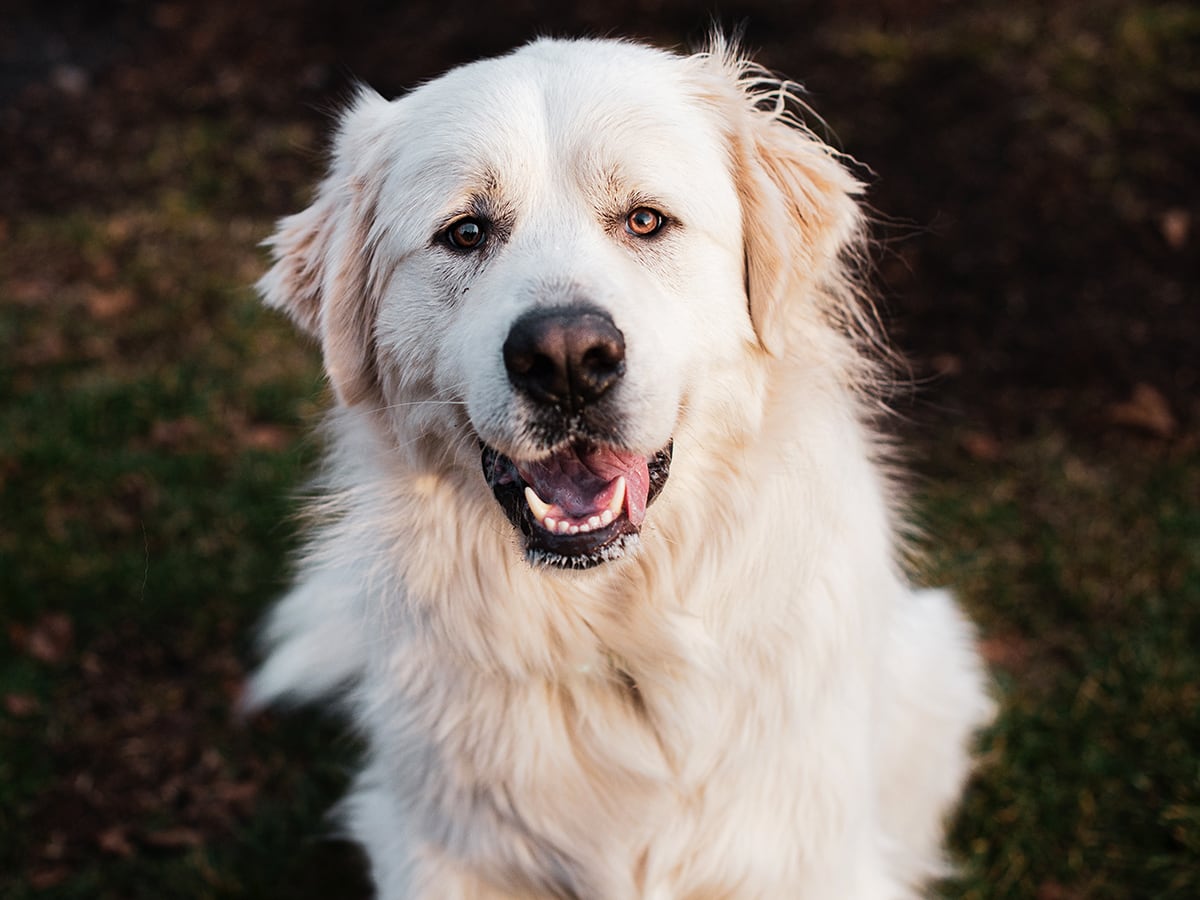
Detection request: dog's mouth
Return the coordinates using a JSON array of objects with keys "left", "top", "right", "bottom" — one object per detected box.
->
[{"left": 481, "top": 440, "right": 672, "bottom": 569}]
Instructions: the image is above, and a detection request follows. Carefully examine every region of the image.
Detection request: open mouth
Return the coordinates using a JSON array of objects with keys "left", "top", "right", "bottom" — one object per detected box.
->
[{"left": 481, "top": 440, "right": 672, "bottom": 569}]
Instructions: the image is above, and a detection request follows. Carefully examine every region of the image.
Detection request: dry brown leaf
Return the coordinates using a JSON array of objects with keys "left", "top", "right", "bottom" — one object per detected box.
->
[
  {"left": 150, "top": 416, "right": 203, "bottom": 449},
  {"left": 28, "top": 867, "right": 70, "bottom": 890},
  {"left": 929, "top": 353, "right": 963, "bottom": 377},
  {"left": 7, "top": 278, "right": 54, "bottom": 304},
  {"left": 979, "top": 633, "right": 1032, "bottom": 672},
  {"left": 960, "top": 431, "right": 1002, "bottom": 461},
  {"left": 213, "top": 779, "right": 260, "bottom": 810},
  {"left": 1107, "top": 383, "right": 1176, "bottom": 438},
  {"left": 241, "top": 423, "right": 292, "bottom": 451},
  {"left": 4, "top": 693, "right": 40, "bottom": 717},
  {"left": 1160, "top": 208, "right": 1190, "bottom": 250},
  {"left": 97, "top": 826, "right": 135, "bottom": 858},
  {"left": 85, "top": 286, "right": 136, "bottom": 320},
  {"left": 22, "top": 612, "right": 75, "bottom": 665}
]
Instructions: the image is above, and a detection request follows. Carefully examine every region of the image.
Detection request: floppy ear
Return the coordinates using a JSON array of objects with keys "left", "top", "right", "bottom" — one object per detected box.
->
[
  {"left": 258, "top": 88, "right": 394, "bottom": 407},
  {"left": 710, "top": 47, "right": 866, "bottom": 357}
]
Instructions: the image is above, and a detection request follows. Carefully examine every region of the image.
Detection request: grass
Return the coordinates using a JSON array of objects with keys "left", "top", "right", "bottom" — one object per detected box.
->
[
  {"left": 0, "top": 205, "right": 364, "bottom": 898},
  {"left": 922, "top": 436, "right": 1200, "bottom": 898},
  {"left": 3, "top": 196, "right": 1197, "bottom": 900},
  {"left": 2, "top": 1, "right": 1197, "bottom": 896}
]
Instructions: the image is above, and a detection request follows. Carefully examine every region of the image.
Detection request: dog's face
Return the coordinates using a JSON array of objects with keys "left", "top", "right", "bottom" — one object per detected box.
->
[{"left": 260, "top": 38, "right": 863, "bottom": 570}]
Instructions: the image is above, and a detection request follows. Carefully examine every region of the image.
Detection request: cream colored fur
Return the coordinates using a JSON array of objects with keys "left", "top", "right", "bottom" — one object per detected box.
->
[{"left": 248, "top": 36, "right": 993, "bottom": 899}]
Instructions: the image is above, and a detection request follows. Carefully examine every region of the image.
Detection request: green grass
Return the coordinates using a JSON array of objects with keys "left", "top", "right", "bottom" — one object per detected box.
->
[
  {"left": 0, "top": 208, "right": 371, "bottom": 898},
  {"left": 3, "top": 208, "right": 1197, "bottom": 900},
  {"left": 917, "top": 437, "right": 1200, "bottom": 898}
]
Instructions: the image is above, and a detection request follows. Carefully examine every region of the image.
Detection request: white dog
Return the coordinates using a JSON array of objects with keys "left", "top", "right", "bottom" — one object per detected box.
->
[{"left": 247, "top": 35, "right": 993, "bottom": 899}]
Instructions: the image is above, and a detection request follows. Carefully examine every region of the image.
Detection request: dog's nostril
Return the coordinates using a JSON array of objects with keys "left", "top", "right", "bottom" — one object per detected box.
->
[
  {"left": 582, "top": 342, "right": 623, "bottom": 375},
  {"left": 504, "top": 306, "right": 626, "bottom": 408}
]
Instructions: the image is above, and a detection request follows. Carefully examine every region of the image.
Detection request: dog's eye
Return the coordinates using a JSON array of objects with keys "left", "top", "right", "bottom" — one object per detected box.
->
[
  {"left": 625, "top": 207, "right": 665, "bottom": 237},
  {"left": 445, "top": 218, "right": 487, "bottom": 250}
]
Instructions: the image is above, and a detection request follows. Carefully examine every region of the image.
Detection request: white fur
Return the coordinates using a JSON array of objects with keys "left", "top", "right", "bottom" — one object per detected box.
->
[{"left": 248, "top": 36, "right": 994, "bottom": 899}]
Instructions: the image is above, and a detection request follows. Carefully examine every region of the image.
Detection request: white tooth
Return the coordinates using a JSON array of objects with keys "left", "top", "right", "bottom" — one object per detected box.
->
[
  {"left": 588, "top": 516, "right": 602, "bottom": 529},
  {"left": 544, "top": 516, "right": 557, "bottom": 531},
  {"left": 524, "top": 486, "right": 551, "bottom": 523},
  {"left": 568, "top": 525, "right": 580, "bottom": 535},
  {"left": 578, "top": 522, "right": 592, "bottom": 533},
  {"left": 557, "top": 520, "right": 570, "bottom": 534},
  {"left": 600, "top": 509, "right": 614, "bottom": 526},
  {"left": 609, "top": 476, "right": 626, "bottom": 516}
]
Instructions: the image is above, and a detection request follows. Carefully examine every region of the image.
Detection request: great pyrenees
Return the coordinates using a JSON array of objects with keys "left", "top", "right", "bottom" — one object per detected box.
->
[{"left": 247, "top": 35, "right": 993, "bottom": 899}]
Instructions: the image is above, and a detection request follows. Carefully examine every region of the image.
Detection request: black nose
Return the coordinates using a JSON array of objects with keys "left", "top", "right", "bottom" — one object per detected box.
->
[{"left": 503, "top": 306, "right": 626, "bottom": 409}]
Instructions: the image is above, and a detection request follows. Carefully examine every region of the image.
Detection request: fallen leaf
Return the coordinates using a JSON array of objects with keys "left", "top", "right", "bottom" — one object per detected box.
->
[
  {"left": 28, "top": 868, "right": 70, "bottom": 890},
  {"left": 22, "top": 612, "right": 75, "bottom": 665},
  {"left": 242, "top": 423, "right": 292, "bottom": 451},
  {"left": 1107, "top": 383, "right": 1176, "bottom": 438},
  {"left": 97, "top": 826, "right": 135, "bottom": 858},
  {"left": 7, "top": 278, "right": 54, "bottom": 304},
  {"left": 51, "top": 64, "right": 88, "bottom": 97},
  {"left": 213, "top": 779, "right": 260, "bottom": 810},
  {"left": 980, "top": 634, "right": 1032, "bottom": 672},
  {"left": 1160, "top": 208, "right": 1190, "bottom": 250},
  {"left": 150, "top": 416, "right": 202, "bottom": 449},
  {"left": 4, "top": 693, "right": 40, "bottom": 717},
  {"left": 80, "top": 650, "right": 105, "bottom": 679},
  {"left": 929, "top": 353, "right": 963, "bottom": 377},
  {"left": 960, "top": 431, "right": 1002, "bottom": 461},
  {"left": 85, "top": 286, "right": 135, "bottom": 319}
]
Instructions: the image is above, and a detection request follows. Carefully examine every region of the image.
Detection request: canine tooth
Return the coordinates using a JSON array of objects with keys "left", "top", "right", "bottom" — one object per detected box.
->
[
  {"left": 609, "top": 476, "right": 626, "bottom": 516},
  {"left": 600, "top": 509, "right": 614, "bottom": 526},
  {"left": 524, "top": 486, "right": 552, "bottom": 522}
]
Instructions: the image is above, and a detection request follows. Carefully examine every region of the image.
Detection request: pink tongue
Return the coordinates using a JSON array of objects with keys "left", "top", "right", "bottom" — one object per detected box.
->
[{"left": 519, "top": 446, "right": 651, "bottom": 527}]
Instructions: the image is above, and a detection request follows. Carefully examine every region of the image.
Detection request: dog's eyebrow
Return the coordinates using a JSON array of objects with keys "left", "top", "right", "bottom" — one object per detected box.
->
[
  {"left": 458, "top": 193, "right": 516, "bottom": 235},
  {"left": 590, "top": 166, "right": 679, "bottom": 226},
  {"left": 431, "top": 181, "right": 517, "bottom": 248},
  {"left": 431, "top": 168, "right": 513, "bottom": 222},
  {"left": 594, "top": 165, "right": 637, "bottom": 204}
]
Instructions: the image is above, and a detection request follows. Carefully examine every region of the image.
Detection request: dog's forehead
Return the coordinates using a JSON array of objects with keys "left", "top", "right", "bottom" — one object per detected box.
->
[{"left": 391, "top": 39, "right": 731, "bottom": 195}]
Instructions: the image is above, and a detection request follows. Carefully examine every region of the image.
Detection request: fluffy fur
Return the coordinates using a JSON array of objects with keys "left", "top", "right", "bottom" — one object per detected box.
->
[{"left": 248, "top": 36, "right": 993, "bottom": 899}]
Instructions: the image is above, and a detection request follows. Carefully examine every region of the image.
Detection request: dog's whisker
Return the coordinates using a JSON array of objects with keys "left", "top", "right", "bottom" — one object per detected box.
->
[{"left": 370, "top": 398, "right": 469, "bottom": 414}]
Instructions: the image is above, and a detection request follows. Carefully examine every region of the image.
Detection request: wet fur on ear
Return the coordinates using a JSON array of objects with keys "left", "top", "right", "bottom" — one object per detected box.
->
[
  {"left": 698, "top": 38, "right": 871, "bottom": 362},
  {"left": 257, "top": 88, "right": 394, "bottom": 407}
]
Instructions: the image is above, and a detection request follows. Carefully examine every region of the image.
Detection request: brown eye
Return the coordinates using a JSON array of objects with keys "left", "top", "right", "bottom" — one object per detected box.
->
[
  {"left": 625, "top": 207, "right": 664, "bottom": 237},
  {"left": 446, "top": 218, "right": 486, "bottom": 250}
]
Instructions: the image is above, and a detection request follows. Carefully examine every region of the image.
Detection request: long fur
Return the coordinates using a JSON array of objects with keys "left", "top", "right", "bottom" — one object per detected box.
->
[{"left": 248, "top": 36, "right": 993, "bottom": 899}]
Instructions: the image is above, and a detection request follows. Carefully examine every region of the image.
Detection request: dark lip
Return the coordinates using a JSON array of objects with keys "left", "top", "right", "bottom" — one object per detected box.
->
[{"left": 481, "top": 441, "right": 673, "bottom": 570}]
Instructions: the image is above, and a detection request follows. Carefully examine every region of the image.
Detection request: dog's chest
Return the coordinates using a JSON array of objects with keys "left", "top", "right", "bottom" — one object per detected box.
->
[{"left": 418, "top": 658, "right": 806, "bottom": 898}]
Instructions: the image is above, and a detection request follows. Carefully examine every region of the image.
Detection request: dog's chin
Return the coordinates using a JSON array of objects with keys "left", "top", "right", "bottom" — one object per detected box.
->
[{"left": 480, "top": 440, "right": 672, "bottom": 570}]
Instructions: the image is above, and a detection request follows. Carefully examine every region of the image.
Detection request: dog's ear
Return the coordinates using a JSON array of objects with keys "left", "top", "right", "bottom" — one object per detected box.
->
[
  {"left": 707, "top": 45, "right": 866, "bottom": 357},
  {"left": 258, "top": 88, "right": 394, "bottom": 407}
]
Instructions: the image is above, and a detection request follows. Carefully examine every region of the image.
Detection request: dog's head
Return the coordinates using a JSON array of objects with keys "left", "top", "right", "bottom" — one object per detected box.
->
[{"left": 259, "top": 37, "right": 865, "bottom": 570}]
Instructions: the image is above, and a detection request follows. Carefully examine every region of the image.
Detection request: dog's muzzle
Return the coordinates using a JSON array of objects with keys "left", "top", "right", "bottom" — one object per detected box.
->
[{"left": 481, "top": 305, "right": 672, "bottom": 569}]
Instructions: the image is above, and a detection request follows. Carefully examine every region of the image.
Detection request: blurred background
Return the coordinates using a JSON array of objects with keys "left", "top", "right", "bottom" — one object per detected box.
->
[{"left": 1, "top": 1, "right": 1196, "bottom": 897}]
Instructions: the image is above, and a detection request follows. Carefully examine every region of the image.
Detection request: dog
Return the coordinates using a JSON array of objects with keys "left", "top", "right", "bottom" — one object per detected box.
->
[{"left": 246, "top": 35, "right": 993, "bottom": 899}]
